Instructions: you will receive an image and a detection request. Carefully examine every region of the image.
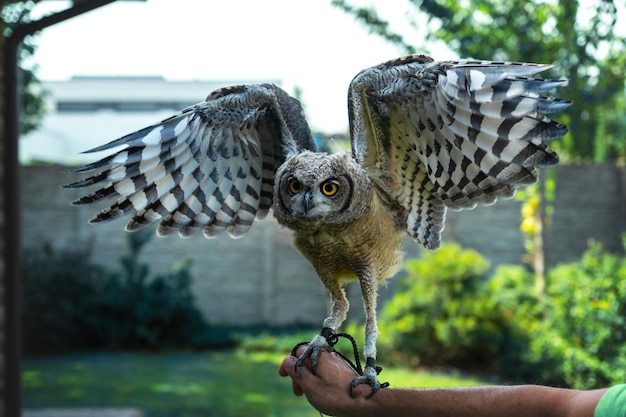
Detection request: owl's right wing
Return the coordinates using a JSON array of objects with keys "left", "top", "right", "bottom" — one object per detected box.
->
[
  {"left": 349, "top": 55, "right": 570, "bottom": 249},
  {"left": 64, "top": 83, "right": 315, "bottom": 239}
]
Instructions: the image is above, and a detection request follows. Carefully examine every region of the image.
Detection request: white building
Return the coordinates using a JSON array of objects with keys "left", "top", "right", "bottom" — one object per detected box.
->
[{"left": 20, "top": 76, "right": 280, "bottom": 165}]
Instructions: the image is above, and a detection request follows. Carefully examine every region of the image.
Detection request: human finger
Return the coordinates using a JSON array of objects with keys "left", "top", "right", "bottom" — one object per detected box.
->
[
  {"left": 278, "top": 355, "right": 294, "bottom": 377},
  {"left": 279, "top": 354, "right": 306, "bottom": 396}
]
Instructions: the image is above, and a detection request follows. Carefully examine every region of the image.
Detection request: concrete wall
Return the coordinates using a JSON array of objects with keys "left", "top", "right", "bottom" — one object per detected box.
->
[{"left": 20, "top": 164, "right": 626, "bottom": 326}]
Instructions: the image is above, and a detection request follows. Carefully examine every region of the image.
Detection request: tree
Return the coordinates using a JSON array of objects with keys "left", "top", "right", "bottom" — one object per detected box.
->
[{"left": 2, "top": 0, "right": 47, "bottom": 135}]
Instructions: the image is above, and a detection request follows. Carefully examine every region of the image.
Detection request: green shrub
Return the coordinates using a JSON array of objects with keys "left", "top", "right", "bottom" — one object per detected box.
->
[
  {"left": 376, "top": 240, "right": 626, "bottom": 387},
  {"left": 530, "top": 242, "right": 626, "bottom": 388},
  {"left": 92, "top": 229, "right": 209, "bottom": 349},
  {"left": 378, "top": 243, "right": 507, "bottom": 369},
  {"left": 21, "top": 229, "right": 212, "bottom": 354},
  {"left": 21, "top": 242, "right": 108, "bottom": 354},
  {"left": 482, "top": 265, "right": 557, "bottom": 383}
]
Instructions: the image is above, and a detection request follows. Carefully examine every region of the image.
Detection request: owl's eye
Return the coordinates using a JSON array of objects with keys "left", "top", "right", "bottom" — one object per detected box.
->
[
  {"left": 288, "top": 178, "right": 303, "bottom": 194},
  {"left": 320, "top": 180, "right": 339, "bottom": 196}
]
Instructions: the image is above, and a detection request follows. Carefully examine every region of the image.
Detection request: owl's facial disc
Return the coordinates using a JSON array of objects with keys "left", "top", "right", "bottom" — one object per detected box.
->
[
  {"left": 282, "top": 175, "right": 350, "bottom": 220},
  {"left": 274, "top": 151, "right": 364, "bottom": 225}
]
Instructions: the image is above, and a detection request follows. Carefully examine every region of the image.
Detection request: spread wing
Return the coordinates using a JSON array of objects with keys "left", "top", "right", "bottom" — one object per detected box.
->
[
  {"left": 349, "top": 54, "right": 570, "bottom": 249},
  {"left": 65, "top": 83, "right": 315, "bottom": 239}
]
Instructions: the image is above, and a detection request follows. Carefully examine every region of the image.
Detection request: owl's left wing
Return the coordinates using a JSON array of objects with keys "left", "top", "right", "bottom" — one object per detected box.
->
[
  {"left": 64, "top": 83, "right": 315, "bottom": 239},
  {"left": 349, "top": 54, "right": 570, "bottom": 249}
]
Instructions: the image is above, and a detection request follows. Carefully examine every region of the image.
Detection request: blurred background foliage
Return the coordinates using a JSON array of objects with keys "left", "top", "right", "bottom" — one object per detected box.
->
[
  {"left": 374, "top": 240, "right": 626, "bottom": 388},
  {"left": 21, "top": 230, "right": 212, "bottom": 355},
  {"left": 2, "top": 0, "right": 48, "bottom": 135},
  {"left": 21, "top": 229, "right": 316, "bottom": 356},
  {"left": 22, "top": 234, "right": 626, "bottom": 389}
]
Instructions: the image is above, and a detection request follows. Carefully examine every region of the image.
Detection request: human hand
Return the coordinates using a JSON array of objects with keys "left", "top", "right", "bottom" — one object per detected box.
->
[
  {"left": 278, "top": 345, "right": 372, "bottom": 416},
  {"left": 280, "top": 345, "right": 611, "bottom": 417}
]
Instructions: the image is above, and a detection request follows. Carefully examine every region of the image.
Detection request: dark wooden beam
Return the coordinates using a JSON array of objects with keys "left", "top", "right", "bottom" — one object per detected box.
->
[{"left": 1, "top": 2, "right": 123, "bottom": 415}]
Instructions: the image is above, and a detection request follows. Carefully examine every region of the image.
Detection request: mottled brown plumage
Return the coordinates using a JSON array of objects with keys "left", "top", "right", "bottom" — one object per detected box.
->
[{"left": 65, "top": 54, "right": 570, "bottom": 395}]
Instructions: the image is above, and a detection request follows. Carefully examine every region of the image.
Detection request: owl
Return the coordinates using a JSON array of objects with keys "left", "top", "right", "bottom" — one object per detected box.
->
[{"left": 66, "top": 54, "right": 570, "bottom": 396}]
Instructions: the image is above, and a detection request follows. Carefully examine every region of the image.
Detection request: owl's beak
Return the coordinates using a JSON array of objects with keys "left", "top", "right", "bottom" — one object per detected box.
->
[{"left": 303, "top": 190, "right": 314, "bottom": 214}]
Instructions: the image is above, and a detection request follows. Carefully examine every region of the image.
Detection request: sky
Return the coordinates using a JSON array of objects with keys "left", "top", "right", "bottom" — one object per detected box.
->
[{"left": 29, "top": 0, "right": 446, "bottom": 133}]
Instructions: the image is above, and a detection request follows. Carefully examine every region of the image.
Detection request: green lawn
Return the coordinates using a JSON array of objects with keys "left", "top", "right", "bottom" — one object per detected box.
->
[{"left": 22, "top": 350, "right": 487, "bottom": 417}]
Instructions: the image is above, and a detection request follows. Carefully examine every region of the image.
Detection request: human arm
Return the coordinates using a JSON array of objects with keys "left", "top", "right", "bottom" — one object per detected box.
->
[{"left": 278, "top": 346, "right": 607, "bottom": 417}]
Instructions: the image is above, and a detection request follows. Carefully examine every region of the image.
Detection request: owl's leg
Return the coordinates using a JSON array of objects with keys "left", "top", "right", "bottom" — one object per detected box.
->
[
  {"left": 296, "top": 279, "right": 348, "bottom": 372},
  {"left": 350, "top": 273, "right": 386, "bottom": 398}
]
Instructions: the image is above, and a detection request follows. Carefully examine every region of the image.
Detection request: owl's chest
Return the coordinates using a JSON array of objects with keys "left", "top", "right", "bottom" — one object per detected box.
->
[{"left": 292, "top": 199, "right": 404, "bottom": 283}]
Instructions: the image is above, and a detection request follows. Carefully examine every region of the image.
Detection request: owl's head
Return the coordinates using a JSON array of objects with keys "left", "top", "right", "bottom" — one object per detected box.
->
[{"left": 273, "top": 151, "right": 372, "bottom": 229}]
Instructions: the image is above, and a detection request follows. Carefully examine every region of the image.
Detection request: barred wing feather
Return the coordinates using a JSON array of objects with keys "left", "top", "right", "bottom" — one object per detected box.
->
[
  {"left": 349, "top": 54, "right": 570, "bottom": 249},
  {"left": 65, "top": 84, "right": 315, "bottom": 239}
]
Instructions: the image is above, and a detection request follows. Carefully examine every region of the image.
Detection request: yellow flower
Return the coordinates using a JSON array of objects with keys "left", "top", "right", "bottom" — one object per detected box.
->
[
  {"left": 521, "top": 217, "right": 536, "bottom": 233},
  {"left": 521, "top": 204, "right": 534, "bottom": 218}
]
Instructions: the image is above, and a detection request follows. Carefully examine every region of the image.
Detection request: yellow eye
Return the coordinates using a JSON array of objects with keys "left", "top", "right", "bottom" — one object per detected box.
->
[
  {"left": 321, "top": 181, "right": 339, "bottom": 196},
  {"left": 288, "top": 178, "right": 303, "bottom": 194}
]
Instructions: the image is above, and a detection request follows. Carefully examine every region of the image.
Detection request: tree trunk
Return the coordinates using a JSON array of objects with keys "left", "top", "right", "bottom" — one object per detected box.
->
[{"left": 0, "top": 17, "right": 7, "bottom": 416}]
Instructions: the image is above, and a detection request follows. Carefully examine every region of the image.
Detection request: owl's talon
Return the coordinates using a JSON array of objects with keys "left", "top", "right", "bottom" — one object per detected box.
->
[
  {"left": 349, "top": 366, "right": 383, "bottom": 399},
  {"left": 294, "top": 334, "right": 333, "bottom": 374},
  {"left": 349, "top": 358, "right": 388, "bottom": 399}
]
